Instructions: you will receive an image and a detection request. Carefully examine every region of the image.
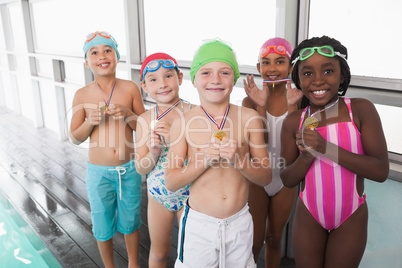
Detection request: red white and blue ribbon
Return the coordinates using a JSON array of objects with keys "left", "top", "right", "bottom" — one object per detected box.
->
[
  {"left": 200, "top": 104, "right": 230, "bottom": 130},
  {"left": 263, "top": 78, "right": 291, "bottom": 83},
  {"left": 156, "top": 99, "right": 181, "bottom": 120}
]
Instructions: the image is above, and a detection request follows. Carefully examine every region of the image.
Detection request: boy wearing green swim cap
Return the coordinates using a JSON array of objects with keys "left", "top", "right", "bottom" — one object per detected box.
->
[
  {"left": 165, "top": 40, "right": 272, "bottom": 268},
  {"left": 70, "top": 31, "right": 145, "bottom": 268}
]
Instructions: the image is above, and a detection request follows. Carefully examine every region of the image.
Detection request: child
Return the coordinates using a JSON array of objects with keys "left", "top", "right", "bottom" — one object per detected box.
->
[
  {"left": 242, "top": 37, "right": 302, "bottom": 267},
  {"left": 69, "top": 31, "right": 146, "bottom": 268},
  {"left": 134, "top": 52, "right": 192, "bottom": 267},
  {"left": 280, "top": 35, "right": 389, "bottom": 268},
  {"left": 165, "top": 40, "right": 272, "bottom": 268}
]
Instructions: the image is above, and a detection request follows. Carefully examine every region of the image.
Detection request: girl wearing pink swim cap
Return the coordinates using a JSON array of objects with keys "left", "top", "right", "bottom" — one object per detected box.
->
[{"left": 242, "top": 37, "right": 303, "bottom": 268}]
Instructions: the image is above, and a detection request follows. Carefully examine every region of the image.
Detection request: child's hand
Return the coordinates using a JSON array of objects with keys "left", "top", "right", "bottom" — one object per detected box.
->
[
  {"left": 88, "top": 108, "right": 102, "bottom": 125},
  {"left": 243, "top": 74, "right": 268, "bottom": 108},
  {"left": 147, "top": 130, "right": 162, "bottom": 156},
  {"left": 106, "top": 103, "right": 130, "bottom": 119},
  {"left": 296, "top": 128, "right": 326, "bottom": 157},
  {"left": 286, "top": 80, "right": 303, "bottom": 108},
  {"left": 218, "top": 136, "right": 238, "bottom": 167},
  {"left": 204, "top": 137, "right": 221, "bottom": 167},
  {"left": 153, "top": 121, "right": 171, "bottom": 145}
]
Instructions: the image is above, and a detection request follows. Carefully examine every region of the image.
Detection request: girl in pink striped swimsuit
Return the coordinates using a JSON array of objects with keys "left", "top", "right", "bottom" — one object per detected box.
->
[{"left": 280, "top": 36, "right": 389, "bottom": 268}]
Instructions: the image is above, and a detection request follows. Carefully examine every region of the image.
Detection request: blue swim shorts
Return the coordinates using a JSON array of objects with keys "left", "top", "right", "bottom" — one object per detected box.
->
[{"left": 86, "top": 160, "right": 142, "bottom": 241}]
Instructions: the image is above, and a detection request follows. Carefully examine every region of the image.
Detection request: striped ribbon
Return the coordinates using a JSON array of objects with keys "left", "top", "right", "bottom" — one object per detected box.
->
[
  {"left": 200, "top": 104, "right": 230, "bottom": 130},
  {"left": 156, "top": 99, "right": 181, "bottom": 120},
  {"left": 263, "top": 78, "right": 291, "bottom": 83}
]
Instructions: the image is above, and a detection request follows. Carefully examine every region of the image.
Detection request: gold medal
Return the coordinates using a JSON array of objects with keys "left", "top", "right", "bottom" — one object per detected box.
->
[
  {"left": 150, "top": 120, "right": 158, "bottom": 130},
  {"left": 213, "top": 130, "right": 226, "bottom": 141},
  {"left": 304, "top": 116, "right": 319, "bottom": 129},
  {"left": 100, "top": 105, "right": 108, "bottom": 112}
]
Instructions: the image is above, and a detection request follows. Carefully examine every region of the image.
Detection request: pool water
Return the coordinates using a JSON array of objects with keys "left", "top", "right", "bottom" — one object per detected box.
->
[{"left": 0, "top": 192, "right": 61, "bottom": 268}]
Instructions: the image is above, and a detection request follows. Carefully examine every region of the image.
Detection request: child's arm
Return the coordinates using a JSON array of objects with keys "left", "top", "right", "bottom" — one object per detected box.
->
[
  {"left": 220, "top": 110, "right": 271, "bottom": 186},
  {"left": 301, "top": 99, "right": 389, "bottom": 182},
  {"left": 109, "top": 81, "right": 145, "bottom": 131},
  {"left": 69, "top": 92, "right": 101, "bottom": 145},
  {"left": 280, "top": 112, "right": 315, "bottom": 188},
  {"left": 243, "top": 74, "right": 269, "bottom": 142},
  {"left": 165, "top": 118, "right": 208, "bottom": 192},
  {"left": 134, "top": 114, "right": 162, "bottom": 175}
]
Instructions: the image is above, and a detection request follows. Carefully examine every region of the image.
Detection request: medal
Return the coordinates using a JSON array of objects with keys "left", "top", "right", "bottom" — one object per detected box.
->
[
  {"left": 213, "top": 130, "right": 226, "bottom": 141},
  {"left": 96, "top": 79, "right": 116, "bottom": 112},
  {"left": 305, "top": 97, "right": 340, "bottom": 129},
  {"left": 304, "top": 116, "right": 319, "bottom": 129},
  {"left": 201, "top": 104, "right": 230, "bottom": 141}
]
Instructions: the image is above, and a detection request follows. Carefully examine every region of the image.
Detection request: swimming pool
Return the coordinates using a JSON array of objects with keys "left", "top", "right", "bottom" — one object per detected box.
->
[{"left": 0, "top": 191, "right": 61, "bottom": 268}]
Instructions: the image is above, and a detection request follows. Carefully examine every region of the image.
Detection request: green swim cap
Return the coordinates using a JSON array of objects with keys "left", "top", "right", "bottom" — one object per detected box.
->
[{"left": 190, "top": 40, "right": 240, "bottom": 83}]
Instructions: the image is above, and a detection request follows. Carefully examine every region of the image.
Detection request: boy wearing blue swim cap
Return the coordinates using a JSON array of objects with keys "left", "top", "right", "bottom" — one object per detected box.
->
[
  {"left": 165, "top": 40, "right": 272, "bottom": 268},
  {"left": 70, "top": 31, "right": 145, "bottom": 268}
]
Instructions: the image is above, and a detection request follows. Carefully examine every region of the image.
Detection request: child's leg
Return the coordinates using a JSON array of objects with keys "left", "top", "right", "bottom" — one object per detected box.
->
[
  {"left": 97, "top": 238, "right": 115, "bottom": 268},
  {"left": 125, "top": 230, "right": 140, "bottom": 268},
  {"left": 248, "top": 182, "right": 269, "bottom": 261},
  {"left": 324, "top": 202, "right": 368, "bottom": 268},
  {"left": 292, "top": 198, "right": 328, "bottom": 268},
  {"left": 265, "top": 186, "right": 296, "bottom": 268},
  {"left": 147, "top": 193, "right": 175, "bottom": 267}
]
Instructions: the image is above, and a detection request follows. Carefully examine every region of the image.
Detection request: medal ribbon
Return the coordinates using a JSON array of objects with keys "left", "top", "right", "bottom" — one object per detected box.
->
[
  {"left": 308, "top": 97, "right": 340, "bottom": 117},
  {"left": 200, "top": 104, "right": 230, "bottom": 130},
  {"left": 96, "top": 79, "right": 116, "bottom": 107},
  {"left": 156, "top": 99, "right": 181, "bottom": 120},
  {"left": 263, "top": 78, "right": 291, "bottom": 83}
]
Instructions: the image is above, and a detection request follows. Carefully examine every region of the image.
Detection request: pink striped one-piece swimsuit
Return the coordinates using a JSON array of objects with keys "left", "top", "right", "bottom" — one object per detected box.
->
[{"left": 298, "top": 97, "right": 366, "bottom": 231}]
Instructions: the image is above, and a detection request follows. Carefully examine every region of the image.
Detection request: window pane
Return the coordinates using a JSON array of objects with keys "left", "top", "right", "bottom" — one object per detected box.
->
[
  {"left": 31, "top": 0, "right": 126, "bottom": 58},
  {"left": 309, "top": 0, "right": 402, "bottom": 79},
  {"left": 0, "top": 11, "right": 5, "bottom": 49},
  {"left": 8, "top": 4, "right": 27, "bottom": 52},
  {"left": 375, "top": 104, "right": 402, "bottom": 154},
  {"left": 143, "top": 0, "right": 276, "bottom": 67}
]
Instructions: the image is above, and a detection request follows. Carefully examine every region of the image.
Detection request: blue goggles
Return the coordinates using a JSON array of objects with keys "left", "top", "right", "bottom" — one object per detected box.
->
[{"left": 142, "top": 59, "right": 179, "bottom": 80}]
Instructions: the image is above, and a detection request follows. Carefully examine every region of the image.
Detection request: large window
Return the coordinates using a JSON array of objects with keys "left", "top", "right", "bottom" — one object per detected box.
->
[
  {"left": 143, "top": 0, "right": 276, "bottom": 67},
  {"left": 309, "top": 0, "right": 402, "bottom": 80},
  {"left": 30, "top": 0, "right": 127, "bottom": 58}
]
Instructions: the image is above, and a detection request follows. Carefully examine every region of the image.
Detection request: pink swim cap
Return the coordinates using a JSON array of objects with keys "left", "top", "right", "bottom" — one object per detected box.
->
[{"left": 259, "top": 37, "right": 293, "bottom": 60}]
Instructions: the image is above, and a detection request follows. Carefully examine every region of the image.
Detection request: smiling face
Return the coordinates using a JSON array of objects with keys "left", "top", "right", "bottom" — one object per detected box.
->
[
  {"left": 257, "top": 53, "right": 292, "bottom": 81},
  {"left": 298, "top": 52, "right": 344, "bottom": 107},
  {"left": 193, "top": 61, "right": 234, "bottom": 105},
  {"left": 85, "top": 44, "right": 118, "bottom": 77},
  {"left": 140, "top": 66, "right": 183, "bottom": 105}
]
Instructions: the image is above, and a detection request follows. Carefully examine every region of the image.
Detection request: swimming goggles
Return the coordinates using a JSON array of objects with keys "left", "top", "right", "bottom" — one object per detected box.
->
[
  {"left": 259, "top": 45, "right": 291, "bottom": 58},
  {"left": 86, "top": 31, "right": 111, "bottom": 42},
  {"left": 291, "top": 45, "right": 347, "bottom": 65},
  {"left": 142, "top": 59, "right": 179, "bottom": 80}
]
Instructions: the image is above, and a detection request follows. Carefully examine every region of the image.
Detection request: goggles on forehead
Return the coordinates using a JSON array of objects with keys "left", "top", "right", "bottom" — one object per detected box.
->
[
  {"left": 86, "top": 31, "right": 111, "bottom": 42},
  {"left": 142, "top": 59, "right": 179, "bottom": 80},
  {"left": 292, "top": 45, "right": 347, "bottom": 65},
  {"left": 259, "top": 45, "right": 291, "bottom": 58}
]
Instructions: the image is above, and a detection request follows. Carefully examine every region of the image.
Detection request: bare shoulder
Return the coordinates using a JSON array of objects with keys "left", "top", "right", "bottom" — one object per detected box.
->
[
  {"left": 72, "top": 82, "right": 96, "bottom": 105},
  {"left": 283, "top": 108, "right": 303, "bottom": 131},
  {"left": 349, "top": 97, "right": 376, "bottom": 112},
  {"left": 242, "top": 96, "right": 256, "bottom": 110},
  {"left": 117, "top": 78, "right": 141, "bottom": 93}
]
